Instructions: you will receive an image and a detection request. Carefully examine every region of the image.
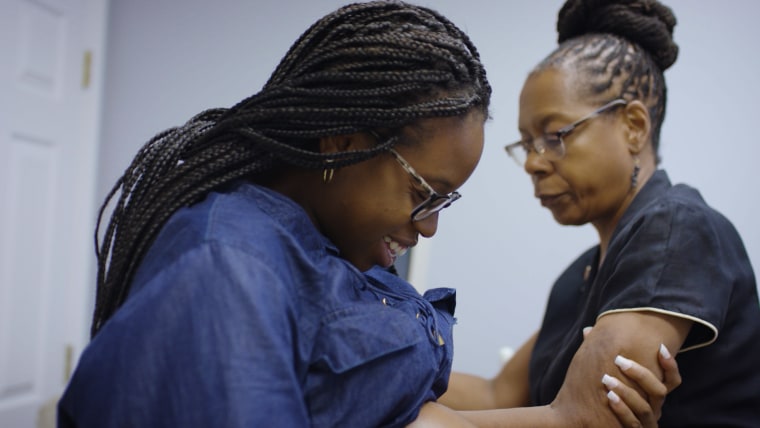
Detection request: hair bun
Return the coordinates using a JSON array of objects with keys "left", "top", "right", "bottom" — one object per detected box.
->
[{"left": 557, "top": 0, "right": 679, "bottom": 70}]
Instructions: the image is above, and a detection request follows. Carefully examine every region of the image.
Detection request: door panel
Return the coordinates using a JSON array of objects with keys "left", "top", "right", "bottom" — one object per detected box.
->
[
  {"left": 17, "top": 0, "right": 65, "bottom": 97},
  {"left": 0, "top": 0, "right": 104, "bottom": 426}
]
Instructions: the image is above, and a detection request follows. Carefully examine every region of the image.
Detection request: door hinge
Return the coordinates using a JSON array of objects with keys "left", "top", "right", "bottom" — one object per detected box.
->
[
  {"left": 81, "top": 50, "right": 92, "bottom": 89},
  {"left": 64, "top": 344, "right": 74, "bottom": 382}
]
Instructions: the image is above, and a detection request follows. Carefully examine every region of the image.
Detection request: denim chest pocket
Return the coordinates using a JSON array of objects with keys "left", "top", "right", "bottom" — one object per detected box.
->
[{"left": 310, "top": 305, "right": 424, "bottom": 374}]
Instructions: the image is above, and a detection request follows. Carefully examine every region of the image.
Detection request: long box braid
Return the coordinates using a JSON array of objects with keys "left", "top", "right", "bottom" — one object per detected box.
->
[{"left": 92, "top": 0, "right": 491, "bottom": 336}]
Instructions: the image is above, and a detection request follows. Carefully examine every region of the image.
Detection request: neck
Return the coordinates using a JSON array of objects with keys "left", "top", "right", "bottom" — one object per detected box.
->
[{"left": 595, "top": 160, "right": 655, "bottom": 264}]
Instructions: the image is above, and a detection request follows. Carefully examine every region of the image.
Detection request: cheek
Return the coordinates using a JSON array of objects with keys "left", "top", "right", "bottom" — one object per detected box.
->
[
  {"left": 331, "top": 163, "right": 396, "bottom": 219},
  {"left": 564, "top": 156, "right": 630, "bottom": 208},
  {"left": 334, "top": 187, "right": 408, "bottom": 241}
]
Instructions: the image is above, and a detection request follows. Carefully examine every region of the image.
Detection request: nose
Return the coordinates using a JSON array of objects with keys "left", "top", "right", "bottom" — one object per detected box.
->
[
  {"left": 524, "top": 148, "right": 553, "bottom": 175},
  {"left": 413, "top": 212, "right": 439, "bottom": 238}
]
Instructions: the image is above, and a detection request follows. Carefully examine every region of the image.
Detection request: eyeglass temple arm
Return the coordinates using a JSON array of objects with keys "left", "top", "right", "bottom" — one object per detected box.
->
[{"left": 558, "top": 99, "right": 628, "bottom": 134}]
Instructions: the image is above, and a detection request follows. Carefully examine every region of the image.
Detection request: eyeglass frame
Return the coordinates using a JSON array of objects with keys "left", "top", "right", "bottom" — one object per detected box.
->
[
  {"left": 368, "top": 131, "right": 462, "bottom": 222},
  {"left": 504, "top": 98, "right": 628, "bottom": 167}
]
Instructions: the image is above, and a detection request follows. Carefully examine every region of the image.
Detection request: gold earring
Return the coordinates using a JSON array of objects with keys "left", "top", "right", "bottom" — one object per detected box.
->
[{"left": 322, "top": 159, "right": 335, "bottom": 184}]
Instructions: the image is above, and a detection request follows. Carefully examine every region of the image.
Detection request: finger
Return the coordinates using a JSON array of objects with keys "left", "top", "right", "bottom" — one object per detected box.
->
[
  {"left": 603, "top": 373, "right": 658, "bottom": 428},
  {"left": 605, "top": 389, "right": 639, "bottom": 428},
  {"left": 615, "top": 355, "right": 667, "bottom": 420},
  {"left": 603, "top": 376, "right": 657, "bottom": 428},
  {"left": 658, "top": 343, "right": 681, "bottom": 393}
]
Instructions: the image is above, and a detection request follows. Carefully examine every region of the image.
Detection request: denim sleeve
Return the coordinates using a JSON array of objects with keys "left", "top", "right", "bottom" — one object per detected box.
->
[{"left": 59, "top": 242, "right": 310, "bottom": 428}]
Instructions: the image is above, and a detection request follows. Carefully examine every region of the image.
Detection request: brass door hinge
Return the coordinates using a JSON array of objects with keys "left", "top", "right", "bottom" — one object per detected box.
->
[
  {"left": 82, "top": 50, "right": 92, "bottom": 89},
  {"left": 64, "top": 344, "right": 74, "bottom": 382}
]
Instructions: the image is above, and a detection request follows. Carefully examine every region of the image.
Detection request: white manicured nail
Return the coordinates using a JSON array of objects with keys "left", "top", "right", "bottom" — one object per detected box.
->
[
  {"left": 660, "top": 343, "right": 672, "bottom": 359},
  {"left": 607, "top": 390, "right": 621, "bottom": 404},
  {"left": 615, "top": 355, "right": 633, "bottom": 371},
  {"left": 582, "top": 326, "right": 592, "bottom": 337},
  {"left": 602, "top": 374, "right": 620, "bottom": 389}
]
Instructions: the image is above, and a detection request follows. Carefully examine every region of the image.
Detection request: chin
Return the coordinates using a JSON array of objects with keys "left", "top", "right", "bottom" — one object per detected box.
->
[
  {"left": 353, "top": 260, "right": 374, "bottom": 272},
  {"left": 551, "top": 211, "right": 586, "bottom": 227}
]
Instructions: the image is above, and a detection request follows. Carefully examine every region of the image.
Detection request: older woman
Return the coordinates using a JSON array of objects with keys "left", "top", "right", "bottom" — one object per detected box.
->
[{"left": 442, "top": 0, "right": 760, "bottom": 426}]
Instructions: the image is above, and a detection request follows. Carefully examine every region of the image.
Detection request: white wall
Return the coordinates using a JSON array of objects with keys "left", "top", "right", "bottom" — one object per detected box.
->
[{"left": 98, "top": 0, "right": 760, "bottom": 377}]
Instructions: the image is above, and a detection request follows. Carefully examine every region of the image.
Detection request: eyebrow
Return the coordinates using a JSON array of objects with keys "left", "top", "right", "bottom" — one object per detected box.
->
[{"left": 520, "top": 111, "right": 574, "bottom": 135}]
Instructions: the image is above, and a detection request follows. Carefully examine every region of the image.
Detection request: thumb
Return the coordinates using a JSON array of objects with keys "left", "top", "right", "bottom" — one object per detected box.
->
[{"left": 582, "top": 326, "right": 593, "bottom": 339}]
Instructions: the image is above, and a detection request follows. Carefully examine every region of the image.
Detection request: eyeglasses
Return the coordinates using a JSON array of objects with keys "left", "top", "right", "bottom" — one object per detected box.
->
[
  {"left": 367, "top": 130, "right": 461, "bottom": 222},
  {"left": 504, "top": 98, "right": 627, "bottom": 167},
  {"left": 388, "top": 148, "right": 461, "bottom": 221}
]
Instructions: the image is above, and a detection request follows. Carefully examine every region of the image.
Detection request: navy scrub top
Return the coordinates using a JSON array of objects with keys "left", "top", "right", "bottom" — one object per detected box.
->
[{"left": 529, "top": 170, "right": 760, "bottom": 427}]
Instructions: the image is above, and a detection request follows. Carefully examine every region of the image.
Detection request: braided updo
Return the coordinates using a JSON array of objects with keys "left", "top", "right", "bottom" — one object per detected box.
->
[
  {"left": 91, "top": 0, "right": 491, "bottom": 336},
  {"left": 536, "top": 0, "right": 678, "bottom": 161}
]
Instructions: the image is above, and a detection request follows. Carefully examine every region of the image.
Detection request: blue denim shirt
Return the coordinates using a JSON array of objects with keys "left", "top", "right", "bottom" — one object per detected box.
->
[{"left": 59, "top": 182, "right": 456, "bottom": 428}]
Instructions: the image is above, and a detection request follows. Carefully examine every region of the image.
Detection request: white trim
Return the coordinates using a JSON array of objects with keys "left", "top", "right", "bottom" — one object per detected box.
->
[
  {"left": 76, "top": 0, "right": 109, "bottom": 348},
  {"left": 598, "top": 307, "right": 718, "bottom": 352},
  {"left": 407, "top": 237, "right": 432, "bottom": 293}
]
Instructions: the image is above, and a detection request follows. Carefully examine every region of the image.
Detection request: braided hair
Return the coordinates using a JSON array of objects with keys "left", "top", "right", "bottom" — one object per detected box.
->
[
  {"left": 535, "top": 0, "right": 678, "bottom": 163},
  {"left": 91, "top": 0, "right": 491, "bottom": 336}
]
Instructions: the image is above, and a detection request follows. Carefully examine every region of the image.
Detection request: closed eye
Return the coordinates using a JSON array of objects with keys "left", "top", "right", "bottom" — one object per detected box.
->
[
  {"left": 411, "top": 184, "right": 430, "bottom": 203},
  {"left": 543, "top": 132, "right": 563, "bottom": 149}
]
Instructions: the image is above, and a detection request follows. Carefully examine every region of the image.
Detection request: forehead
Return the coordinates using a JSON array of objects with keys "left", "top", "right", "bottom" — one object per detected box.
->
[
  {"left": 520, "top": 69, "right": 579, "bottom": 113},
  {"left": 518, "top": 68, "right": 594, "bottom": 130},
  {"left": 399, "top": 111, "right": 485, "bottom": 190}
]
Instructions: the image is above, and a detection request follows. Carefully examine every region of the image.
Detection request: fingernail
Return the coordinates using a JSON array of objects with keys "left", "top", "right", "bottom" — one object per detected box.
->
[
  {"left": 582, "top": 326, "right": 592, "bottom": 336},
  {"left": 607, "top": 390, "right": 621, "bottom": 404},
  {"left": 601, "top": 374, "right": 620, "bottom": 389},
  {"left": 615, "top": 355, "right": 633, "bottom": 371},
  {"left": 660, "top": 343, "right": 672, "bottom": 359}
]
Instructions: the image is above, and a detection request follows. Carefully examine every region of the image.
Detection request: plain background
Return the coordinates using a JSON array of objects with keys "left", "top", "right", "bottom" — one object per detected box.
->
[{"left": 96, "top": 0, "right": 760, "bottom": 377}]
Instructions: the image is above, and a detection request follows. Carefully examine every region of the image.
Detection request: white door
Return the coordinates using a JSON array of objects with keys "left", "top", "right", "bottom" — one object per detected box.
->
[{"left": 0, "top": 0, "right": 105, "bottom": 426}]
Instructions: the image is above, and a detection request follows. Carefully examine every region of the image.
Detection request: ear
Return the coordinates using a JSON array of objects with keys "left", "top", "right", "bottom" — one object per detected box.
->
[
  {"left": 319, "top": 134, "right": 350, "bottom": 155},
  {"left": 622, "top": 100, "right": 651, "bottom": 155},
  {"left": 319, "top": 133, "right": 372, "bottom": 154}
]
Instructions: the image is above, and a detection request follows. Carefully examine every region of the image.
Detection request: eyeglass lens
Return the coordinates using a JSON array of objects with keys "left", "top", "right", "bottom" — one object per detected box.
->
[
  {"left": 506, "top": 135, "right": 563, "bottom": 167},
  {"left": 412, "top": 193, "right": 461, "bottom": 221}
]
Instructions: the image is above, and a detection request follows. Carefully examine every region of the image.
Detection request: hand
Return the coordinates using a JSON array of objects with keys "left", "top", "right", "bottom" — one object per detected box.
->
[{"left": 602, "top": 344, "right": 680, "bottom": 427}]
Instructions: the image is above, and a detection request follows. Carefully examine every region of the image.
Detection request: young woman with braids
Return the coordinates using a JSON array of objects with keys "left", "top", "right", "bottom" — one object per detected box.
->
[
  {"left": 59, "top": 1, "right": 679, "bottom": 427},
  {"left": 441, "top": 0, "right": 760, "bottom": 426}
]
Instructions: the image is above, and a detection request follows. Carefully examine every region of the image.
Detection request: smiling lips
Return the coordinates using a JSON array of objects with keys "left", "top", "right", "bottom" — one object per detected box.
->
[{"left": 383, "top": 236, "right": 409, "bottom": 260}]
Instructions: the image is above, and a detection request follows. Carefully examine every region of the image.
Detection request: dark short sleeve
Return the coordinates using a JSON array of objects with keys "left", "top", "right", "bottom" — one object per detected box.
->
[{"left": 596, "top": 194, "right": 736, "bottom": 350}]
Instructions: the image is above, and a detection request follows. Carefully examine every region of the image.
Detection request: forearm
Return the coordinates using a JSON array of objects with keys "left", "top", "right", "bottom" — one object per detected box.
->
[
  {"left": 414, "top": 345, "right": 679, "bottom": 428},
  {"left": 408, "top": 402, "right": 565, "bottom": 428},
  {"left": 441, "top": 333, "right": 536, "bottom": 411},
  {"left": 459, "top": 405, "right": 564, "bottom": 428},
  {"left": 438, "top": 372, "right": 498, "bottom": 410}
]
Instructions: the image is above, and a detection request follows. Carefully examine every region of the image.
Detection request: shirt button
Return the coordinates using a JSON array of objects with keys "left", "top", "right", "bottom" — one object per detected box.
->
[{"left": 382, "top": 298, "right": 387, "bottom": 306}]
